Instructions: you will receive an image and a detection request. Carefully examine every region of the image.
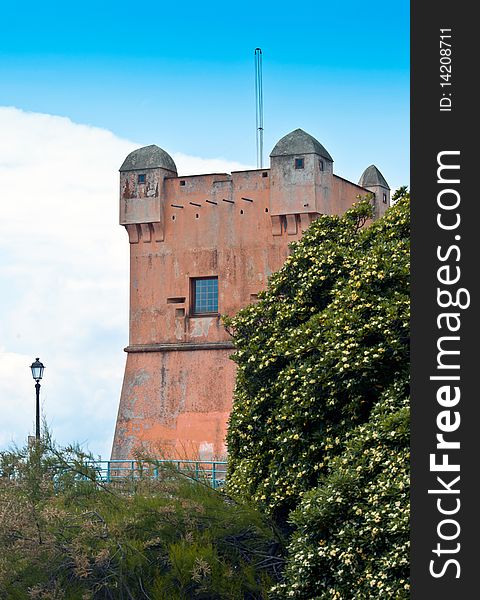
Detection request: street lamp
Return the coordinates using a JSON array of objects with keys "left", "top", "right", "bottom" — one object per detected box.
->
[{"left": 30, "top": 358, "right": 45, "bottom": 441}]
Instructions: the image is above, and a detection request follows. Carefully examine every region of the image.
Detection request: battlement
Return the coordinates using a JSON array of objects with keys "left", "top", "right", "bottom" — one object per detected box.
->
[{"left": 123, "top": 167, "right": 375, "bottom": 247}]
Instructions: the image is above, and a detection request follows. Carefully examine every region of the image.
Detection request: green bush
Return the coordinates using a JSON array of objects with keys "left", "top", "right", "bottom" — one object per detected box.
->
[
  {"left": 0, "top": 439, "right": 283, "bottom": 599},
  {"left": 273, "top": 380, "right": 409, "bottom": 599},
  {"left": 225, "top": 193, "right": 410, "bottom": 597}
]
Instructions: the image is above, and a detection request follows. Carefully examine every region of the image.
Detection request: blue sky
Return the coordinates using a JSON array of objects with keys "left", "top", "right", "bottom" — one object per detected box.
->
[
  {"left": 1, "top": 0, "right": 409, "bottom": 186},
  {"left": 0, "top": 0, "right": 409, "bottom": 458}
]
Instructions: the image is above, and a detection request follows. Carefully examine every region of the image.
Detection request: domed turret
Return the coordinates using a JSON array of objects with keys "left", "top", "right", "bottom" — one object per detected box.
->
[
  {"left": 358, "top": 165, "right": 390, "bottom": 219},
  {"left": 119, "top": 144, "right": 176, "bottom": 241},
  {"left": 120, "top": 144, "right": 177, "bottom": 174},
  {"left": 269, "top": 129, "right": 333, "bottom": 220},
  {"left": 270, "top": 128, "right": 333, "bottom": 162},
  {"left": 358, "top": 165, "right": 389, "bottom": 189}
]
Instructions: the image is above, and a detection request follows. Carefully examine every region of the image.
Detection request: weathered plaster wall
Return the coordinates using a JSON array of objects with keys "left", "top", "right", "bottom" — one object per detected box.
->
[
  {"left": 366, "top": 184, "right": 391, "bottom": 220},
  {"left": 332, "top": 175, "right": 373, "bottom": 215},
  {"left": 112, "top": 348, "right": 235, "bottom": 460}
]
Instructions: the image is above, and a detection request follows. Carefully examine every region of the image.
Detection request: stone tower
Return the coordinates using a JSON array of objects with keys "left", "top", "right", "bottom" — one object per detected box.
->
[{"left": 111, "top": 129, "right": 389, "bottom": 460}]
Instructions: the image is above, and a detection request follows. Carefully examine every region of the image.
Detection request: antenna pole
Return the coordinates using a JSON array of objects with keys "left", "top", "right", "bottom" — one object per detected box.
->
[{"left": 254, "top": 48, "right": 264, "bottom": 169}]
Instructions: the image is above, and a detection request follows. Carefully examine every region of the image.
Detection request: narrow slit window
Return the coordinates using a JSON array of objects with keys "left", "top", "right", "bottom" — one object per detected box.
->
[
  {"left": 319, "top": 160, "right": 324, "bottom": 171},
  {"left": 383, "top": 193, "right": 387, "bottom": 204},
  {"left": 167, "top": 297, "right": 186, "bottom": 304},
  {"left": 191, "top": 277, "right": 218, "bottom": 314},
  {"left": 295, "top": 158, "right": 304, "bottom": 169}
]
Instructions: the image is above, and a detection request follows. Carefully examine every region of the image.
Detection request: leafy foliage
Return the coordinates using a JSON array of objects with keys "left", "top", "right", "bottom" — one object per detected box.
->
[
  {"left": 0, "top": 437, "right": 283, "bottom": 599},
  {"left": 225, "top": 194, "right": 410, "bottom": 597},
  {"left": 272, "top": 381, "right": 409, "bottom": 599}
]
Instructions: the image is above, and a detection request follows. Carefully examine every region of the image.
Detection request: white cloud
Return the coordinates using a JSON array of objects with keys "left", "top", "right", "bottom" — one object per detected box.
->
[
  {"left": 0, "top": 106, "right": 252, "bottom": 458},
  {"left": 172, "top": 152, "right": 251, "bottom": 176}
]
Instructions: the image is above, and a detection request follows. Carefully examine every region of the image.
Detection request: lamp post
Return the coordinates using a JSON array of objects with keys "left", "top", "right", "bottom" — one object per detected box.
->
[{"left": 30, "top": 358, "right": 45, "bottom": 441}]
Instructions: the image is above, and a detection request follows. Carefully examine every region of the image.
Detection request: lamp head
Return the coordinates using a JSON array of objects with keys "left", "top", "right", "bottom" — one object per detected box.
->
[{"left": 30, "top": 358, "right": 45, "bottom": 382}]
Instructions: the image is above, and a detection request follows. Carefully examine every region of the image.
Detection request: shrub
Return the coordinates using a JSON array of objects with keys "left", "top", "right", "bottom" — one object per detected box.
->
[
  {"left": 0, "top": 438, "right": 283, "bottom": 599},
  {"left": 225, "top": 192, "right": 410, "bottom": 597},
  {"left": 272, "top": 380, "right": 409, "bottom": 599}
]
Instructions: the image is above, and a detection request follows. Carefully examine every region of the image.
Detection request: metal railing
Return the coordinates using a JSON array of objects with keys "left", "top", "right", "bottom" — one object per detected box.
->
[{"left": 81, "top": 459, "right": 228, "bottom": 489}]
